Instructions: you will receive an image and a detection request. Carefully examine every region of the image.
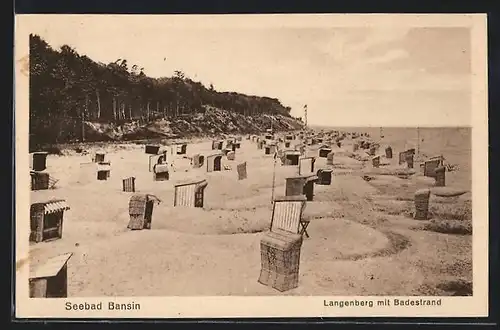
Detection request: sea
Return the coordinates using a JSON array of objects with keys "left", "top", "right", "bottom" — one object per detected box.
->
[{"left": 311, "top": 126, "right": 472, "bottom": 190}]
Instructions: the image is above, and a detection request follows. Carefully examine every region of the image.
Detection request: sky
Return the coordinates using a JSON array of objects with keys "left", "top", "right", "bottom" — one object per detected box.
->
[{"left": 21, "top": 15, "right": 473, "bottom": 126}]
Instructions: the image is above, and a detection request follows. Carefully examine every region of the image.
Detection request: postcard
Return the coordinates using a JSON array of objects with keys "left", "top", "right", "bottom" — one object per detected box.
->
[{"left": 14, "top": 13, "right": 488, "bottom": 318}]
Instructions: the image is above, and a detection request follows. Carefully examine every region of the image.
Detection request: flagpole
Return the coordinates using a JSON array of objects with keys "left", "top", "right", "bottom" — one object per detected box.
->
[
  {"left": 417, "top": 127, "right": 420, "bottom": 158},
  {"left": 304, "top": 104, "right": 308, "bottom": 131},
  {"left": 271, "top": 152, "right": 277, "bottom": 204}
]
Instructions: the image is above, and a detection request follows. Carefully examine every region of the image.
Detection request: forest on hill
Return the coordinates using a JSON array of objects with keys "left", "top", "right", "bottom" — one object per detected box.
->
[{"left": 29, "top": 34, "right": 301, "bottom": 146}]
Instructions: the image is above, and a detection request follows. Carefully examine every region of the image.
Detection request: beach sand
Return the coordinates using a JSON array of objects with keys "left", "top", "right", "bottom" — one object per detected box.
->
[{"left": 26, "top": 127, "right": 472, "bottom": 296}]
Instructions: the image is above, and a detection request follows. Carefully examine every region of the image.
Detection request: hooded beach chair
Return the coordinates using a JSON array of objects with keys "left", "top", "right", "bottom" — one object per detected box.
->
[{"left": 258, "top": 195, "right": 307, "bottom": 292}]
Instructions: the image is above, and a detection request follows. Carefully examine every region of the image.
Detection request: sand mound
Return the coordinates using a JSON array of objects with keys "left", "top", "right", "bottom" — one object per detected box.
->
[
  {"left": 206, "top": 177, "right": 264, "bottom": 199},
  {"left": 334, "top": 175, "right": 383, "bottom": 199},
  {"left": 430, "top": 193, "right": 471, "bottom": 204},
  {"left": 206, "top": 191, "right": 274, "bottom": 210},
  {"left": 418, "top": 278, "right": 472, "bottom": 296},
  {"left": 430, "top": 187, "right": 469, "bottom": 197},
  {"left": 152, "top": 206, "right": 271, "bottom": 235},
  {"left": 369, "top": 175, "right": 409, "bottom": 185},
  {"left": 303, "top": 201, "right": 345, "bottom": 219},
  {"left": 61, "top": 230, "right": 266, "bottom": 296},
  {"left": 362, "top": 167, "right": 417, "bottom": 178},
  {"left": 312, "top": 184, "right": 347, "bottom": 202},
  {"left": 313, "top": 175, "right": 379, "bottom": 204},
  {"left": 429, "top": 200, "right": 472, "bottom": 221},
  {"left": 410, "top": 175, "right": 438, "bottom": 186},
  {"left": 170, "top": 157, "right": 194, "bottom": 172},
  {"left": 331, "top": 169, "right": 360, "bottom": 176},
  {"left": 350, "top": 151, "right": 371, "bottom": 162},
  {"left": 201, "top": 164, "right": 296, "bottom": 207},
  {"left": 332, "top": 164, "right": 365, "bottom": 171},
  {"left": 436, "top": 279, "right": 473, "bottom": 295},
  {"left": 302, "top": 218, "right": 390, "bottom": 262},
  {"left": 422, "top": 219, "right": 472, "bottom": 235},
  {"left": 372, "top": 199, "right": 413, "bottom": 216},
  {"left": 378, "top": 161, "right": 392, "bottom": 167},
  {"left": 442, "top": 259, "right": 473, "bottom": 277},
  {"left": 331, "top": 156, "right": 364, "bottom": 167},
  {"left": 365, "top": 174, "right": 439, "bottom": 200},
  {"left": 365, "top": 175, "right": 410, "bottom": 190},
  {"left": 334, "top": 150, "right": 355, "bottom": 158}
]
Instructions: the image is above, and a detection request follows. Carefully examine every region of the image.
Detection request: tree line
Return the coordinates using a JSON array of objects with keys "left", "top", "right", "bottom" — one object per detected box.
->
[{"left": 29, "top": 34, "right": 295, "bottom": 145}]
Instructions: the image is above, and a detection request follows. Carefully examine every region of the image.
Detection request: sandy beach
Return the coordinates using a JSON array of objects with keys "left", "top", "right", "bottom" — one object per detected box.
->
[{"left": 27, "top": 127, "right": 472, "bottom": 297}]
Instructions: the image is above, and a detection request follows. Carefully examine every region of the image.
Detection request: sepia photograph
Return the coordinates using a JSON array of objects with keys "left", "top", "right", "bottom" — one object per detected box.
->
[{"left": 14, "top": 14, "right": 488, "bottom": 318}]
